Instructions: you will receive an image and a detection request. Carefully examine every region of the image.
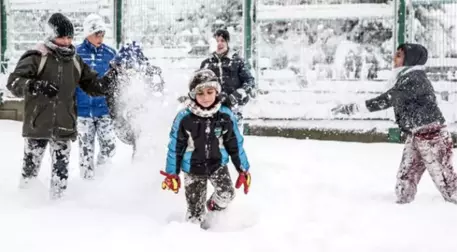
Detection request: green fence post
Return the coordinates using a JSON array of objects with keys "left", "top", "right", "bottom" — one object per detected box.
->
[
  {"left": 397, "top": 0, "right": 406, "bottom": 45},
  {"left": 243, "top": 0, "right": 252, "bottom": 67},
  {"left": 115, "top": 0, "right": 122, "bottom": 49},
  {"left": 388, "top": 127, "right": 402, "bottom": 143},
  {"left": 0, "top": 0, "right": 7, "bottom": 73},
  {"left": 389, "top": 0, "right": 407, "bottom": 140}
]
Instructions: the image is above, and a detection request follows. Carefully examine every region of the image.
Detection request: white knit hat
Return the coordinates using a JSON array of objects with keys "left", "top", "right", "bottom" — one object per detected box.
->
[{"left": 83, "top": 14, "right": 106, "bottom": 38}]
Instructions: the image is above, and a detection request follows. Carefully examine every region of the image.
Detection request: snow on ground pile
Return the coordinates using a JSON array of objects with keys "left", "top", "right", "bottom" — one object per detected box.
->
[{"left": 1, "top": 119, "right": 457, "bottom": 251}]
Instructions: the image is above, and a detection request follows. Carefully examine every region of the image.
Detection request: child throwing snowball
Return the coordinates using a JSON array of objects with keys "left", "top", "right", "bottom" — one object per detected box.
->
[
  {"left": 159, "top": 69, "right": 251, "bottom": 227},
  {"left": 332, "top": 43, "right": 457, "bottom": 204}
]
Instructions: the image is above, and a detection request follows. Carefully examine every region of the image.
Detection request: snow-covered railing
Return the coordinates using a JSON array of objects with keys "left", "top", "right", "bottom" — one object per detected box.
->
[
  {"left": 257, "top": 3, "right": 394, "bottom": 20},
  {"left": 8, "top": 0, "right": 103, "bottom": 11},
  {"left": 242, "top": 79, "right": 457, "bottom": 123}
]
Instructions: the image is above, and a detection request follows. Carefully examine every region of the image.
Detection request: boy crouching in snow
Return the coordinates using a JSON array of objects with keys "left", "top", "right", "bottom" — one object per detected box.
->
[
  {"left": 160, "top": 69, "right": 251, "bottom": 226},
  {"left": 332, "top": 43, "right": 457, "bottom": 204}
]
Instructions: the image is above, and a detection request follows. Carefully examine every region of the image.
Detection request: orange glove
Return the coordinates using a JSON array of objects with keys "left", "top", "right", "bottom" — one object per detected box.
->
[
  {"left": 160, "top": 171, "right": 180, "bottom": 193},
  {"left": 235, "top": 171, "right": 251, "bottom": 194}
]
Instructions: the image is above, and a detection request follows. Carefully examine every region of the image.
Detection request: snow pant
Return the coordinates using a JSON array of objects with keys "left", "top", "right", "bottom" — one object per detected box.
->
[
  {"left": 77, "top": 115, "right": 116, "bottom": 179},
  {"left": 183, "top": 166, "right": 235, "bottom": 223},
  {"left": 395, "top": 123, "right": 457, "bottom": 203},
  {"left": 21, "top": 138, "right": 71, "bottom": 198}
]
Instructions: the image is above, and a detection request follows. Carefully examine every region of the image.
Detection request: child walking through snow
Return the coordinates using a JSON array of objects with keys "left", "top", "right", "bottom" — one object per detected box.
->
[
  {"left": 160, "top": 69, "right": 251, "bottom": 227},
  {"left": 332, "top": 43, "right": 457, "bottom": 204}
]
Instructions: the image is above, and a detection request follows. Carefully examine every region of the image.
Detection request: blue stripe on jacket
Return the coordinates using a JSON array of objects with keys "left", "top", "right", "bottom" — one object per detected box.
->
[
  {"left": 220, "top": 106, "right": 250, "bottom": 171},
  {"left": 220, "top": 148, "right": 229, "bottom": 167},
  {"left": 75, "top": 39, "right": 116, "bottom": 117},
  {"left": 166, "top": 109, "right": 191, "bottom": 174}
]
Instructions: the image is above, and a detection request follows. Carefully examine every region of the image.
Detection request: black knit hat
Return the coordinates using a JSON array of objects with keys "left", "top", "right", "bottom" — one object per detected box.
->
[
  {"left": 47, "top": 13, "right": 74, "bottom": 39},
  {"left": 188, "top": 69, "right": 221, "bottom": 100},
  {"left": 214, "top": 29, "right": 230, "bottom": 42}
]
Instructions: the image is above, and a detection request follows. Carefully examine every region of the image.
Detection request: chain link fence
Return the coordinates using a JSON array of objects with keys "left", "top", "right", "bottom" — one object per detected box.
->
[
  {"left": 2, "top": 0, "right": 114, "bottom": 73},
  {"left": 254, "top": 0, "right": 395, "bottom": 86},
  {"left": 0, "top": 0, "right": 455, "bottom": 93},
  {"left": 406, "top": 0, "right": 457, "bottom": 81}
]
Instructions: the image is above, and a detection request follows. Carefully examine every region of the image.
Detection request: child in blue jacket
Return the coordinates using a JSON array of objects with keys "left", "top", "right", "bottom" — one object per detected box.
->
[
  {"left": 160, "top": 69, "right": 251, "bottom": 228},
  {"left": 76, "top": 14, "right": 117, "bottom": 179}
]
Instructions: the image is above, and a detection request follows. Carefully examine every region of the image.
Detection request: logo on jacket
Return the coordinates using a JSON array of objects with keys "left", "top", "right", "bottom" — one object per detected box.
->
[{"left": 214, "top": 127, "right": 222, "bottom": 138}]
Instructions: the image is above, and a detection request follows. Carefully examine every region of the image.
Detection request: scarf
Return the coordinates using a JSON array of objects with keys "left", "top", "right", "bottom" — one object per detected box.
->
[
  {"left": 44, "top": 37, "right": 76, "bottom": 60},
  {"left": 187, "top": 100, "right": 221, "bottom": 118}
]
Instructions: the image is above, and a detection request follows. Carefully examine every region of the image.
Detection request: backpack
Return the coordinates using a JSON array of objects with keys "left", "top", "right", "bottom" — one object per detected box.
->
[{"left": 37, "top": 54, "right": 82, "bottom": 78}]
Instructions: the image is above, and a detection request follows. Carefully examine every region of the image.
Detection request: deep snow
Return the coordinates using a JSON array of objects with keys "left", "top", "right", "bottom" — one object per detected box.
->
[{"left": 1, "top": 120, "right": 457, "bottom": 252}]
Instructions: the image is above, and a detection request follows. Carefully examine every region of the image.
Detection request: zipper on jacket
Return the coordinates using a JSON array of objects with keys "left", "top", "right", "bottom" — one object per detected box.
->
[
  {"left": 204, "top": 118, "right": 212, "bottom": 174},
  {"left": 90, "top": 53, "right": 95, "bottom": 117},
  {"left": 52, "top": 57, "right": 62, "bottom": 138},
  {"left": 204, "top": 119, "right": 211, "bottom": 159}
]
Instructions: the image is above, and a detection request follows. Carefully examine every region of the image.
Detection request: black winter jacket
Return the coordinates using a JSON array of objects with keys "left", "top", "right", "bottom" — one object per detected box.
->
[
  {"left": 165, "top": 105, "right": 250, "bottom": 176},
  {"left": 365, "top": 44, "right": 445, "bottom": 133},
  {"left": 200, "top": 51, "right": 255, "bottom": 106}
]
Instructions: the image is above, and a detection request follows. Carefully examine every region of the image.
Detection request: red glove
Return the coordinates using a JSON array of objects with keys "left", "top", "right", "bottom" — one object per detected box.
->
[
  {"left": 235, "top": 171, "right": 251, "bottom": 194},
  {"left": 160, "top": 171, "right": 180, "bottom": 193}
]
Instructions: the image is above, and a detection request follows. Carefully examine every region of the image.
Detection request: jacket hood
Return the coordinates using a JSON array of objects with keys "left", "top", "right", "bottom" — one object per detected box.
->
[{"left": 398, "top": 43, "right": 428, "bottom": 66}]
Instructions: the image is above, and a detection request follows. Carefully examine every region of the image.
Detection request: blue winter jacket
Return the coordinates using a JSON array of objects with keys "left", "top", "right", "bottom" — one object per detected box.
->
[{"left": 75, "top": 39, "right": 117, "bottom": 117}]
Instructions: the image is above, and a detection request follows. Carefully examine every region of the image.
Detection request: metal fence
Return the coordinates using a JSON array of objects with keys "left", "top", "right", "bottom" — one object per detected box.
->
[
  {"left": 253, "top": 0, "right": 395, "bottom": 88},
  {"left": 119, "top": 0, "right": 243, "bottom": 70},
  {"left": 0, "top": 0, "right": 456, "bottom": 81},
  {"left": 406, "top": 0, "right": 457, "bottom": 81},
  {"left": 1, "top": 0, "right": 115, "bottom": 72}
]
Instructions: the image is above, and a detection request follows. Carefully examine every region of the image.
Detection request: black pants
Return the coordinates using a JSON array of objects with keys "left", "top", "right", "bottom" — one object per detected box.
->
[
  {"left": 184, "top": 166, "right": 235, "bottom": 222},
  {"left": 22, "top": 138, "right": 71, "bottom": 195}
]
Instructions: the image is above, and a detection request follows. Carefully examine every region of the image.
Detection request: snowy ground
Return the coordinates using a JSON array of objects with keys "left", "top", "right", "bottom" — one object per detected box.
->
[{"left": 2, "top": 119, "right": 457, "bottom": 252}]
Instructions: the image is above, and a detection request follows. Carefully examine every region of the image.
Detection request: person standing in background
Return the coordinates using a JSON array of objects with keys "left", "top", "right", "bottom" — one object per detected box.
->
[
  {"left": 76, "top": 14, "right": 117, "bottom": 180},
  {"left": 199, "top": 29, "right": 256, "bottom": 133}
]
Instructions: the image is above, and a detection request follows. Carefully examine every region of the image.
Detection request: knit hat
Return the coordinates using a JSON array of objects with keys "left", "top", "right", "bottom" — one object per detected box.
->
[
  {"left": 46, "top": 13, "right": 74, "bottom": 39},
  {"left": 83, "top": 14, "right": 106, "bottom": 38},
  {"left": 214, "top": 29, "right": 230, "bottom": 42},
  {"left": 188, "top": 69, "right": 221, "bottom": 100}
]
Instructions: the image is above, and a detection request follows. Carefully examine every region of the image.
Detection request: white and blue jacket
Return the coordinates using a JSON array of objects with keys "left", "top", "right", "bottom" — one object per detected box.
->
[
  {"left": 75, "top": 39, "right": 116, "bottom": 117},
  {"left": 165, "top": 105, "right": 250, "bottom": 175}
]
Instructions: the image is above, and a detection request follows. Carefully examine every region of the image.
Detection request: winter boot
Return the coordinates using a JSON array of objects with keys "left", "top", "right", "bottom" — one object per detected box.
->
[
  {"left": 206, "top": 199, "right": 225, "bottom": 212},
  {"left": 80, "top": 169, "right": 95, "bottom": 180},
  {"left": 49, "top": 175, "right": 67, "bottom": 199},
  {"left": 185, "top": 210, "right": 205, "bottom": 224},
  {"left": 200, "top": 199, "right": 225, "bottom": 230}
]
